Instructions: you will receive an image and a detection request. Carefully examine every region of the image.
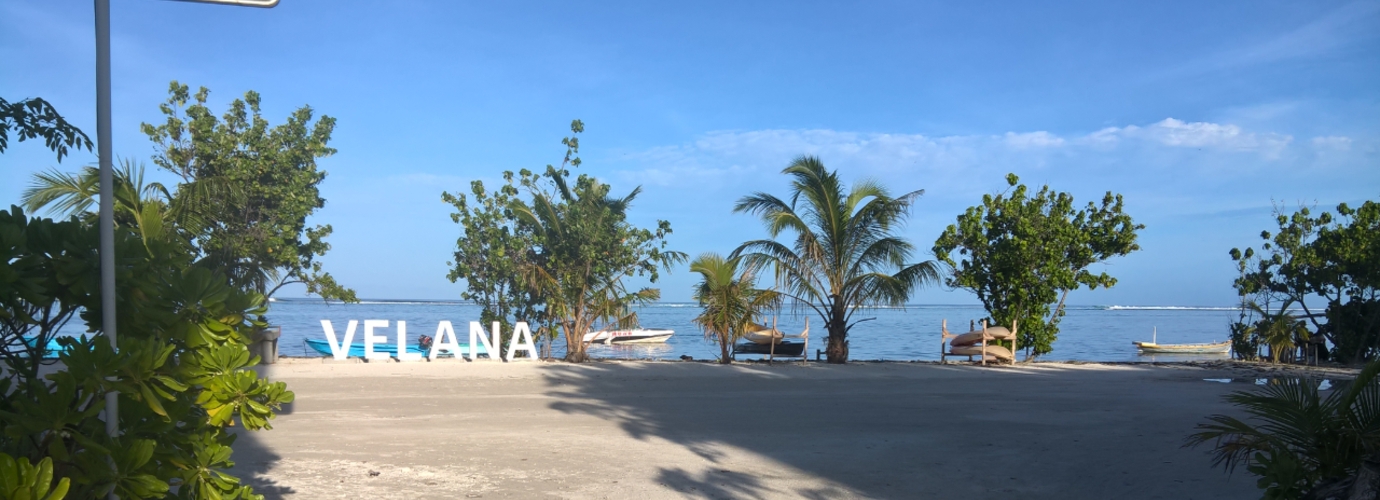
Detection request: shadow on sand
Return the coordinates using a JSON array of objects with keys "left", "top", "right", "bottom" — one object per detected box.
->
[{"left": 535, "top": 361, "right": 1256, "bottom": 499}]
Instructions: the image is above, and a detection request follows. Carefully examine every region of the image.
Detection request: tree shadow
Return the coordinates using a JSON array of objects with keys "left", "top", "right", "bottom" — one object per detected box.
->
[
  {"left": 227, "top": 369, "right": 296, "bottom": 499},
  {"left": 539, "top": 361, "right": 1259, "bottom": 499},
  {"left": 228, "top": 416, "right": 296, "bottom": 499}
]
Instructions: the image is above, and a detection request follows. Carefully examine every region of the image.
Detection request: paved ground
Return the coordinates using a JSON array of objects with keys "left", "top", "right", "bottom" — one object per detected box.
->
[{"left": 230, "top": 360, "right": 1272, "bottom": 499}]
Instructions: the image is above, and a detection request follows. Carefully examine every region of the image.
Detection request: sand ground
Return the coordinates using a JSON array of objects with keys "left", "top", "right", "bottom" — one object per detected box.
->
[{"left": 229, "top": 359, "right": 1300, "bottom": 499}]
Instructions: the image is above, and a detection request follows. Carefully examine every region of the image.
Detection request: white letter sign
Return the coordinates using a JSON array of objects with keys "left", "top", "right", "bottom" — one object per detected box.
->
[
  {"left": 320, "top": 320, "right": 358, "bottom": 360},
  {"left": 506, "top": 321, "right": 538, "bottom": 361},
  {"left": 395, "top": 320, "right": 422, "bottom": 362},
  {"left": 469, "top": 321, "right": 499, "bottom": 360},
  {"left": 429, "top": 321, "right": 461, "bottom": 361},
  {"left": 363, "top": 319, "right": 391, "bottom": 361}
]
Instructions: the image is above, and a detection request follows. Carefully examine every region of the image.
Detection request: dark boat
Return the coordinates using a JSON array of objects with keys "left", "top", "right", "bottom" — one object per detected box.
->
[{"left": 733, "top": 341, "right": 806, "bottom": 357}]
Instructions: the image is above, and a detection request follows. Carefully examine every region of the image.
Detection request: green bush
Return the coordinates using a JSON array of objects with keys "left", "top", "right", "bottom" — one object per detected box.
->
[{"left": 0, "top": 206, "right": 292, "bottom": 499}]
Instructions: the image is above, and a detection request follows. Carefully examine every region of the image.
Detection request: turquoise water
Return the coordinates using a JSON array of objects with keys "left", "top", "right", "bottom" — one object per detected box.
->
[{"left": 266, "top": 299, "right": 1239, "bottom": 362}]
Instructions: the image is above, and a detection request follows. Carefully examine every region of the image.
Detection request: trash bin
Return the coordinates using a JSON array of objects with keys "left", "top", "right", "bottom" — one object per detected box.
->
[{"left": 252, "top": 326, "right": 282, "bottom": 364}]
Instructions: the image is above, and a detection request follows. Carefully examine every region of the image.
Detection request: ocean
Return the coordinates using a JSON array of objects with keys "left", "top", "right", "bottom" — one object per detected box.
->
[{"left": 265, "top": 299, "right": 1241, "bottom": 362}]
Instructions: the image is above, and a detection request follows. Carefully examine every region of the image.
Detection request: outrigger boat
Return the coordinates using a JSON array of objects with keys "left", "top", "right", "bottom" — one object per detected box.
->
[
  {"left": 582, "top": 328, "right": 674, "bottom": 344},
  {"left": 304, "top": 338, "right": 479, "bottom": 357},
  {"left": 1132, "top": 328, "right": 1230, "bottom": 354}
]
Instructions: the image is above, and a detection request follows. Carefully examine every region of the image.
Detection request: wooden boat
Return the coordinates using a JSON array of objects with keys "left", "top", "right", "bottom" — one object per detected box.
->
[
  {"left": 1133, "top": 327, "right": 1230, "bottom": 354},
  {"left": 1133, "top": 341, "right": 1230, "bottom": 354},
  {"left": 304, "top": 338, "right": 477, "bottom": 357},
  {"left": 733, "top": 318, "right": 810, "bottom": 358},
  {"left": 743, "top": 318, "right": 810, "bottom": 345},
  {"left": 743, "top": 324, "right": 784, "bottom": 345},
  {"left": 582, "top": 328, "right": 674, "bottom": 344},
  {"left": 733, "top": 341, "right": 806, "bottom": 357}
]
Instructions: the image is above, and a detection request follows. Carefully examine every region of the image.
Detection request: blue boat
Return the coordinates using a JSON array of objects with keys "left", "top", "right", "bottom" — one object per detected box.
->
[
  {"left": 12, "top": 337, "right": 77, "bottom": 359},
  {"left": 304, "top": 338, "right": 482, "bottom": 358}
]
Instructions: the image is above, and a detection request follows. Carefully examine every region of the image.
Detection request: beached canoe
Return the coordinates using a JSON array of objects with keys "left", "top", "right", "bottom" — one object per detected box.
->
[
  {"left": 1132, "top": 340, "right": 1230, "bottom": 354},
  {"left": 304, "top": 338, "right": 479, "bottom": 357},
  {"left": 950, "top": 344, "right": 1015, "bottom": 360},
  {"left": 948, "top": 326, "right": 1015, "bottom": 347},
  {"left": 743, "top": 319, "right": 811, "bottom": 345}
]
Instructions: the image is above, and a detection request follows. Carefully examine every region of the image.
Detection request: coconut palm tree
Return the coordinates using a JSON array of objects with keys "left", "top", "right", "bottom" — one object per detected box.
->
[
  {"left": 689, "top": 253, "right": 782, "bottom": 364},
  {"left": 732, "top": 156, "right": 942, "bottom": 364},
  {"left": 22, "top": 159, "right": 184, "bottom": 249},
  {"left": 1247, "top": 300, "right": 1310, "bottom": 363}
]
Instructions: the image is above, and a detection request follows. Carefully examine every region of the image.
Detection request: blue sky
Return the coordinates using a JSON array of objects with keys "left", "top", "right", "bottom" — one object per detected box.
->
[{"left": 2, "top": 0, "right": 1377, "bottom": 306}]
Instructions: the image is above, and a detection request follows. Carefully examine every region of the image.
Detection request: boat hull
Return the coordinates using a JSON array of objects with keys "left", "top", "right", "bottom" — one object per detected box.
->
[
  {"left": 1133, "top": 341, "right": 1230, "bottom": 354},
  {"left": 733, "top": 341, "right": 806, "bottom": 357}
]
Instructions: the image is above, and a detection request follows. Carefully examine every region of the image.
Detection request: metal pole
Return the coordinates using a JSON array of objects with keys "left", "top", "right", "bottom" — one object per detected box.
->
[{"left": 95, "top": 0, "right": 119, "bottom": 467}]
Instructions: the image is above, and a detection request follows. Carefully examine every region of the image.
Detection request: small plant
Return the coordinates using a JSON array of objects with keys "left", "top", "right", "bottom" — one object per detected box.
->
[{"left": 1187, "top": 361, "right": 1380, "bottom": 499}]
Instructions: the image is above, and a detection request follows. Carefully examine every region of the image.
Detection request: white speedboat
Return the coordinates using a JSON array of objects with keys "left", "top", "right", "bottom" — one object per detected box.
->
[{"left": 583, "top": 328, "right": 674, "bottom": 344}]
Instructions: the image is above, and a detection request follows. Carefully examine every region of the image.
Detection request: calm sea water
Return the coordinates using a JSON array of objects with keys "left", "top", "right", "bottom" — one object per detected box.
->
[{"left": 265, "top": 299, "right": 1239, "bottom": 362}]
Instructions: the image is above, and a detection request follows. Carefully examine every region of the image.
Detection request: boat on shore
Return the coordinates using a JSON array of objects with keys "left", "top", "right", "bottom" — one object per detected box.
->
[
  {"left": 582, "top": 328, "right": 674, "bottom": 344},
  {"left": 1133, "top": 328, "right": 1230, "bottom": 354},
  {"left": 1133, "top": 341, "right": 1231, "bottom": 354},
  {"left": 304, "top": 338, "right": 477, "bottom": 357}
]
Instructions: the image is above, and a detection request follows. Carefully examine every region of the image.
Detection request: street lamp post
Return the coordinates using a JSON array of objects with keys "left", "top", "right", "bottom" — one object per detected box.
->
[{"left": 93, "top": 1, "right": 277, "bottom": 498}]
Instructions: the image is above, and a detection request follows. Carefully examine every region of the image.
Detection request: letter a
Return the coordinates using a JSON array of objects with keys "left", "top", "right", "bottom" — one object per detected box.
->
[
  {"left": 320, "top": 320, "right": 357, "bottom": 360},
  {"left": 506, "top": 321, "right": 538, "bottom": 361},
  {"left": 430, "top": 321, "right": 462, "bottom": 361}
]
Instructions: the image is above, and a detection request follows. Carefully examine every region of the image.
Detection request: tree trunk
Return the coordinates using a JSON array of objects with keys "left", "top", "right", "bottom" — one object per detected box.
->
[
  {"left": 720, "top": 333, "right": 732, "bottom": 364},
  {"left": 825, "top": 296, "right": 849, "bottom": 363},
  {"left": 825, "top": 333, "right": 849, "bottom": 363}
]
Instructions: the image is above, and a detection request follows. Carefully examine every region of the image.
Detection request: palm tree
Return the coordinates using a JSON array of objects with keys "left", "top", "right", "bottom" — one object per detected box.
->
[
  {"left": 689, "top": 253, "right": 782, "bottom": 364},
  {"left": 1248, "top": 300, "right": 1310, "bottom": 363},
  {"left": 733, "top": 156, "right": 942, "bottom": 364},
  {"left": 22, "top": 159, "right": 183, "bottom": 249},
  {"left": 511, "top": 172, "right": 674, "bottom": 362},
  {"left": 1187, "top": 360, "right": 1380, "bottom": 499}
]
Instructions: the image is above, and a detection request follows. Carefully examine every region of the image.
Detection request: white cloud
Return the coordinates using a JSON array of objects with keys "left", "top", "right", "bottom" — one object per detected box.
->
[
  {"left": 612, "top": 118, "right": 1303, "bottom": 187},
  {"left": 1003, "top": 131, "right": 1065, "bottom": 149},
  {"left": 1082, "top": 118, "right": 1293, "bottom": 155},
  {"left": 1312, "top": 136, "right": 1353, "bottom": 150}
]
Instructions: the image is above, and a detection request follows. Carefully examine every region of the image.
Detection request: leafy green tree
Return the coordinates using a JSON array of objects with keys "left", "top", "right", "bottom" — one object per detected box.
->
[
  {"left": 1231, "top": 201, "right": 1380, "bottom": 363},
  {"left": 442, "top": 173, "right": 547, "bottom": 356},
  {"left": 140, "top": 81, "right": 354, "bottom": 302},
  {"left": 733, "top": 156, "right": 941, "bottom": 364},
  {"left": 1188, "top": 360, "right": 1380, "bottom": 499},
  {"left": 933, "top": 173, "right": 1143, "bottom": 356},
  {"left": 689, "top": 253, "right": 782, "bottom": 364},
  {"left": 444, "top": 121, "right": 682, "bottom": 362},
  {"left": 2, "top": 95, "right": 291, "bottom": 499},
  {"left": 0, "top": 97, "right": 92, "bottom": 162},
  {"left": 0, "top": 205, "right": 294, "bottom": 500}
]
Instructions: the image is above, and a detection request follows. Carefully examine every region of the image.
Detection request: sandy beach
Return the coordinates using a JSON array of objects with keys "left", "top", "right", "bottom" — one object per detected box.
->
[{"left": 229, "top": 360, "right": 1307, "bottom": 499}]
